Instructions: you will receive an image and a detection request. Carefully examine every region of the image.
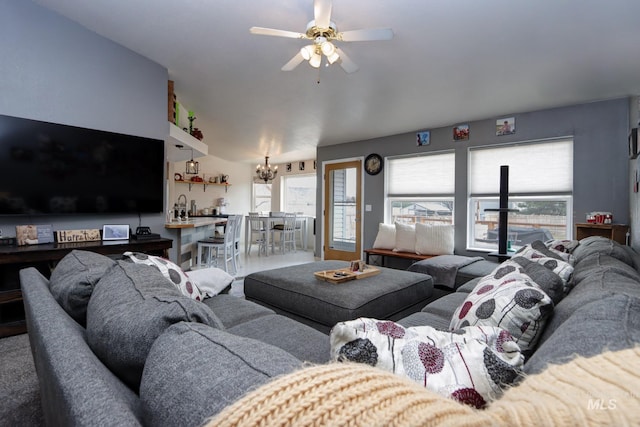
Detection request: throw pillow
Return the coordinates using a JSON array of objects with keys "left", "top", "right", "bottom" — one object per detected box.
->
[
  {"left": 140, "top": 322, "right": 301, "bottom": 427},
  {"left": 415, "top": 223, "right": 454, "bottom": 255},
  {"left": 545, "top": 239, "right": 579, "bottom": 255},
  {"left": 508, "top": 256, "right": 565, "bottom": 304},
  {"left": 515, "top": 241, "right": 574, "bottom": 291},
  {"left": 394, "top": 222, "right": 416, "bottom": 253},
  {"left": 372, "top": 223, "right": 396, "bottom": 250},
  {"left": 186, "top": 267, "right": 234, "bottom": 297},
  {"left": 330, "top": 318, "right": 523, "bottom": 408},
  {"left": 86, "top": 261, "right": 223, "bottom": 391},
  {"left": 123, "top": 251, "right": 205, "bottom": 301},
  {"left": 48, "top": 250, "right": 116, "bottom": 325},
  {"left": 449, "top": 265, "right": 554, "bottom": 355}
]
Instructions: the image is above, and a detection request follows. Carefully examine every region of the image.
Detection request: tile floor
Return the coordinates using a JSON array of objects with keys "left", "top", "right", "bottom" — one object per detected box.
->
[{"left": 193, "top": 246, "right": 318, "bottom": 297}]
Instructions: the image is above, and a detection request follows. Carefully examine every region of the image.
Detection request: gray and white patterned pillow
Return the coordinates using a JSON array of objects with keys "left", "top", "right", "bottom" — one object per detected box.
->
[
  {"left": 123, "top": 251, "right": 205, "bottom": 301},
  {"left": 449, "top": 264, "right": 553, "bottom": 355}
]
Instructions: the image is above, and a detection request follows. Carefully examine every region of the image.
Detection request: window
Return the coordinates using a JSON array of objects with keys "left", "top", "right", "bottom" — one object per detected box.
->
[
  {"left": 252, "top": 182, "right": 272, "bottom": 213},
  {"left": 467, "top": 138, "right": 573, "bottom": 251},
  {"left": 386, "top": 152, "right": 455, "bottom": 225},
  {"left": 282, "top": 174, "right": 316, "bottom": 216}
]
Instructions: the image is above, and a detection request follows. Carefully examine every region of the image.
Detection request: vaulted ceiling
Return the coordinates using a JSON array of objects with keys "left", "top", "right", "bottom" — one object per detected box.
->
[{"left": 34, "top": 0, "right": 640, "bottom": 164}]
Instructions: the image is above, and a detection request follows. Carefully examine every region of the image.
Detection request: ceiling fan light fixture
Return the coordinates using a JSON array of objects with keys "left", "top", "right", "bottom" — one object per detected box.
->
[
  {"left": 320, "top": 40, "right": 335, "bottom": 56},
  {"left": 326, "top": 51, "right": 340, "bottom": 64},
  {"left": 309, "top": 52, "right": 322, "bottom": 68},
  {"left": 300, "top": 45, "right": 315, "bottom": 61}
]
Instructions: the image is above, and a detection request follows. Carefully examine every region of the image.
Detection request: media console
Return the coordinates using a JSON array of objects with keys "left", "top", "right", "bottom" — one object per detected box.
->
[{"left": 0, "top": 237, "right": 172, "bottom": 338}]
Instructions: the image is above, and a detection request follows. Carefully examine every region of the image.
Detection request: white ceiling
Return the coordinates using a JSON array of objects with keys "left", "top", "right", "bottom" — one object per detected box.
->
[{"left": 34, "top": 0, "right": 640, "bottom": 164}]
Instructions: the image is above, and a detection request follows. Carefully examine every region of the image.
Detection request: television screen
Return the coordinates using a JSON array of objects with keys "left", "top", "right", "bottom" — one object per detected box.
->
[{"left": 0, "top": 114, "right": 165, "bottom": 215}]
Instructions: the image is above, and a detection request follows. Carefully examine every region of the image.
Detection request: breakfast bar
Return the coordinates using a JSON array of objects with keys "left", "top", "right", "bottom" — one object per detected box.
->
[{"left": 165, "top": 217, "right": 227, "bottom": 269}]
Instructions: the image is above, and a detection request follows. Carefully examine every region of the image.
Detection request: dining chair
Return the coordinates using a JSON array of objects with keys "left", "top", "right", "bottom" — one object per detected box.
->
[
  {"left": 247, "top": 212, "right": 267, "bottom": 256},
  {"left": 270, "top": 212, "right": 297, "bottom": 254},
  {"left": 197, "top": 215, "right": 238, "bottom": 274}
]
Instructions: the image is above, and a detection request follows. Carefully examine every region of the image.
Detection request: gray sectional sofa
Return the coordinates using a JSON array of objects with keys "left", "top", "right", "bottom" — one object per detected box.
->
[{"left": 20, "top": 236, "right": 640, "bottom": 426}]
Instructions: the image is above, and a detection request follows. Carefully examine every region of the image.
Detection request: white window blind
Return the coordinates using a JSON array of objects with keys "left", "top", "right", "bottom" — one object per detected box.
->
[
  {"left": 387, "top": 152, "right": 455, "bottom": 196},
  {"left": 468, "top": 139, "right": 573, "bottom": 195}
]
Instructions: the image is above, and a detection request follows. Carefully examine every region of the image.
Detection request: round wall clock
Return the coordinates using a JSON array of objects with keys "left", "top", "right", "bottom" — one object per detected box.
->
[{"left": 364, "top": 153, "right": 383, "bottom": 175}]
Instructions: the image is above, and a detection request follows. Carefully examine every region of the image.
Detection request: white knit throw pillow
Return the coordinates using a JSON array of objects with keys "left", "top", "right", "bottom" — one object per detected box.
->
[{"left": 415, "top": 223, "right": 454, "bottom": 255}]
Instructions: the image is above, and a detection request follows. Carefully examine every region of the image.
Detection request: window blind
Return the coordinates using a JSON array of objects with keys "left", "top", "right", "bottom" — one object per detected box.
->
[
  {"left": 387, "top": 152, "right": 455, "bottom": 196},
  {"left": 468, "top": 139, "right": 573, "bottom": 195}
]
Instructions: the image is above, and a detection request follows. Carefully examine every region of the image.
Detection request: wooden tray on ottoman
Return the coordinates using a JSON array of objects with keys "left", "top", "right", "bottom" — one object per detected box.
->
[{"left": 314, "top": 266, "right": 380, "bottom": 284}]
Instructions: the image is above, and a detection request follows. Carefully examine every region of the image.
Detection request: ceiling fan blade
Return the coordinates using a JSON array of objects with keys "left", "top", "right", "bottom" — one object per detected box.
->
[
  {"left": 250, "top": 27, "right": 307, "bottom": 39},
  {"left": 314, "top": 0, "right": 332, "bottom": 28},
  {"left": 338, "top": 28, "right": 394, "bottom": 42},
  {"left": 335, "top": 48, "right": 358, "bottom": 73},
  {"left": 281, "top": 52, "right": 305, "bottom": 71}
]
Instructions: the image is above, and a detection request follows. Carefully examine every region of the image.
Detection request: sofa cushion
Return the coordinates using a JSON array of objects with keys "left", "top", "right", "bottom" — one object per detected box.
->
[
  {"left": 140, "top": 322, "right": 301, "bottom": 427},
  {"left": 394, "top": 222, "right": 416, "bottom": 253},
  {"left": 49, "top": 250, "right": 116, "bottom": 325},
  {"left": 330, "top": 318, "right": 523, "bottom": 408},
  {"left": 408, "top": 255, "right": 483, "bottom": 289},
  {"left": 372, "top": 223, "right": 396, "bottom": 250},
  {"left": 396, "top": 311, "right": 452, "bottom": 331},
  {"left": 455, "top": 260, "right": 499, "bottom": 288},
  {"left": 227, "top": 313, "right": 330, "bottom": 364},
  {"left": 537, "top": 264, "right": 640, "bottom": 345},
  {"left": 86, "top": 261, "right": 223, "bottom": 391},
  {"left": 525, "top": 294, "right": 640, "bottom": 375},
  {"left": 571, "top": 236, "right": 634, "bottom": 267},
  {"left": 450, "top": 265, "right": 553, "bottom": 355},
  {"left": 202, "top": 294, "right": 275, "bottom": 328},
  {"left": 123, "top": 251, "right": 205, "bottom": 301},
  {"left": 415, "top": 223, "right": 454, "bottom": 255}
]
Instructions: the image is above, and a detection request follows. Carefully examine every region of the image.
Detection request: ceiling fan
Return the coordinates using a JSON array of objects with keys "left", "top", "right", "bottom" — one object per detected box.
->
[{"left": 250, "top": 0, "right": 393, "bottom": 74}]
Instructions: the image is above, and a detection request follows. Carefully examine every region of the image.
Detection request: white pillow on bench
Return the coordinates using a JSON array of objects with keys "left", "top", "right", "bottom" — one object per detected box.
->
[
  {"left": 394, "top": 222, "right": 416, "bottom": 253},
  {"left": 415, "top": 223, "right": 454, "bottom": 255},
  {"left": 372, "top": 223, "right": 396, "bottom": 250}
]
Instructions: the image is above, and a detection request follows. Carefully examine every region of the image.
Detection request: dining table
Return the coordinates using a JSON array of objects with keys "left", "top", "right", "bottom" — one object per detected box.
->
[{"left": 244, "top": 214, "right": 313, "bottom": 255}]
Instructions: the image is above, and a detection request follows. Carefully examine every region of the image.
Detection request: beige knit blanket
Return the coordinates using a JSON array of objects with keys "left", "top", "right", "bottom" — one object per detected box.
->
[{"left": 206, "top": 347, "right": 640, "bottom": 427}]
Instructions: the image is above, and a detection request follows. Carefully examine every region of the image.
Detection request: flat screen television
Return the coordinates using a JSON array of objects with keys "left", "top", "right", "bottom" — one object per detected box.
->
[{"left": 0, "top": 114, "right": 165, "bottom": 215}]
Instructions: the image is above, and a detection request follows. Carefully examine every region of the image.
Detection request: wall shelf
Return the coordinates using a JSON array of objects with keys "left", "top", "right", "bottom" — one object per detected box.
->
[{"left": 175, "top": 180, "right": 231, "bottom": 193}]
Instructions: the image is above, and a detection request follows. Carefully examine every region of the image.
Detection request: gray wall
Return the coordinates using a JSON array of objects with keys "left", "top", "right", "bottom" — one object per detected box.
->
[
  {"left": 0, "top": 1, "right": 168, "bottom": 241},
  {"left": 317, "top": 98, "right": 630, "bottom": 257}
]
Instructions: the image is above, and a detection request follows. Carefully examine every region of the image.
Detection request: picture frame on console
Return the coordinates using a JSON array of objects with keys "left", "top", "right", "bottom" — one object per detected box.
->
[{"left": 102, "top": 224, "right": 130, "bottom": 241}]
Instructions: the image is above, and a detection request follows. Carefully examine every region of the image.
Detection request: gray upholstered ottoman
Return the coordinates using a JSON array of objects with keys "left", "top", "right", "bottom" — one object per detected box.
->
[{"left": 244, "top": 260, "right": 434, "bottom": 333}]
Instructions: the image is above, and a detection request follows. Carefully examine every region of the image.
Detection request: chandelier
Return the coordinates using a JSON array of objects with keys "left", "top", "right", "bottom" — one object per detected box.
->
[{"left": 256, "top": 156, "right": 278, "bottom": 183}]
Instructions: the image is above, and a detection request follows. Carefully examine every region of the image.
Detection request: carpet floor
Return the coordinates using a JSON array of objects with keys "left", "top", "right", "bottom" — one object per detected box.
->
[{"left": 0, "top": 333, "right": 43, "bottom": 427}]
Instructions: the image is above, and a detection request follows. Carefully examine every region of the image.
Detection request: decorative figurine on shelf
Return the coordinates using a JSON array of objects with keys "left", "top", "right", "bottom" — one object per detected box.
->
[
  {"left": 191, "top": 128, "right": 203, "bottom": 140},
  {"left": 188, "top": 112, "right": 196, "bottom": 134},
  {"left": 187, "top": 112, "right": 204, "bottom": 140}
]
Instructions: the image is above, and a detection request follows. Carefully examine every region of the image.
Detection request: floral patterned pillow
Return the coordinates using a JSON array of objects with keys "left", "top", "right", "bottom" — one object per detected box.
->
[
  {"left": 449, "top": 265, "right": 553, "bottom": 355},
  {"left": 515, "top": 241, "right": 574, "bottom": 290},
  {"left": 330, "top": 318, "right": 523, "bottom": 408},
  {"left": 123, "top": 252, "right": 204, "bottom": 301}
]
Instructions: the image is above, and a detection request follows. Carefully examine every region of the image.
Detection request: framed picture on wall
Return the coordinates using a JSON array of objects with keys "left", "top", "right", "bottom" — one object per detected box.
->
[
  {"left": 416, "top": 130, "right": 430, "bottom": 146},
  {"left": 496, "top": 117, "right": 516, "bottom": 136},
  {"left": 453, "top": 124, "right": 469, "bottom": 141}
]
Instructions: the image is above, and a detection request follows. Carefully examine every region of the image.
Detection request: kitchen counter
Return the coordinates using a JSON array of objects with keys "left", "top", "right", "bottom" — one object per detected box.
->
[
  {"left": 164, "top": 217, "right": 226, "bottom": 229},
  {"left": 164, "top": 217, "right": 227, "bottom": 268}
]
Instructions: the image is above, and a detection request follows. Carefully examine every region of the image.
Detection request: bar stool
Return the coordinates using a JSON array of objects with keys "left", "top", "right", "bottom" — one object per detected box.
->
[{"left": 197, "top": 215, "right": 238, "bottom": 274}]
